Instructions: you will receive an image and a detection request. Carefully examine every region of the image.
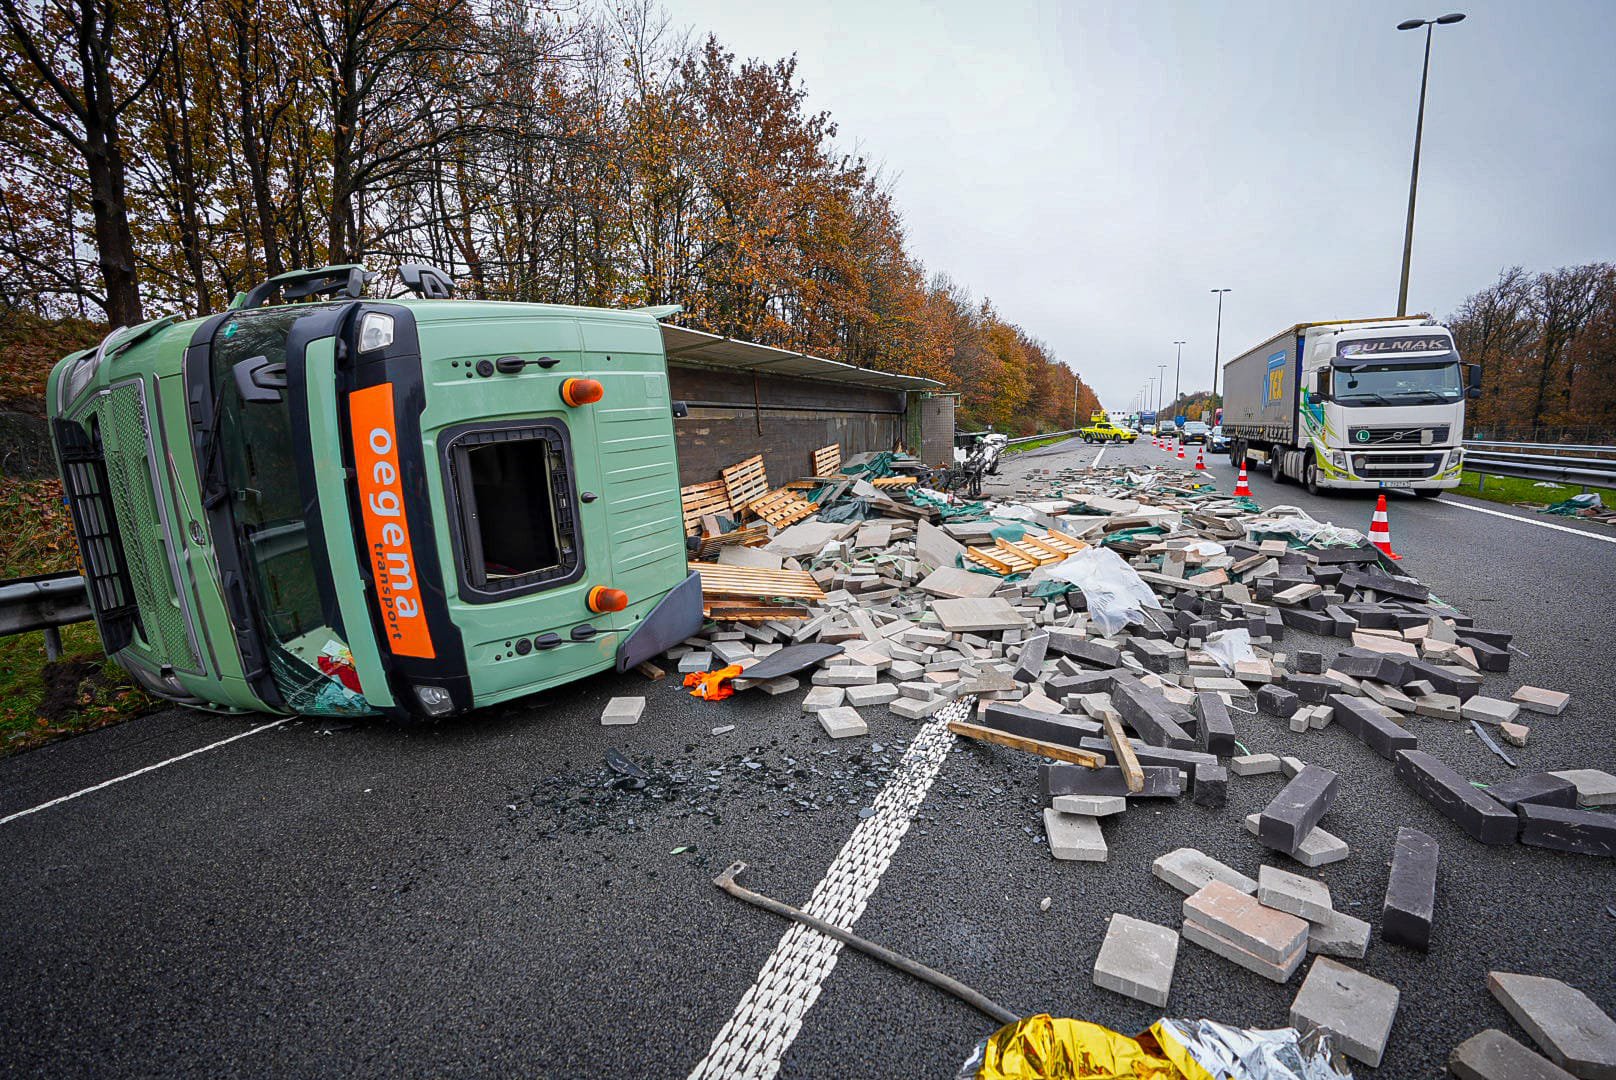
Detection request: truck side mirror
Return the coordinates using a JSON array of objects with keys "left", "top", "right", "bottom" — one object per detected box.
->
[
  {"left": 233, "top": 354, "right": 287, "bottom": 403},
  {"left": 1466, "top": 363, "right": 1483, "bottom": 399}
]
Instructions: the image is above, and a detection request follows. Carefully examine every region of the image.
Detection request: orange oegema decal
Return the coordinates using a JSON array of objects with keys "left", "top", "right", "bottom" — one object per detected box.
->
[{"left": 349, "top": 383, "right": 436, "bottom": 659}]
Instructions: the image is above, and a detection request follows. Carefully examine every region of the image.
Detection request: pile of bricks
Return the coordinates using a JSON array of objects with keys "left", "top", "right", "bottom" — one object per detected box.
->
[{"left": 639, "top": 458, "right": 1616, "bottom": 1061}]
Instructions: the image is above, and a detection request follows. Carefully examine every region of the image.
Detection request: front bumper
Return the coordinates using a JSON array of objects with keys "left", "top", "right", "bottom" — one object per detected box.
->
[
  {"left": 1317, "top": 447, "right": 1464, "bottom": 490},
  {"left": 616, "top": 570, "right": 704, "bottom": 673}
]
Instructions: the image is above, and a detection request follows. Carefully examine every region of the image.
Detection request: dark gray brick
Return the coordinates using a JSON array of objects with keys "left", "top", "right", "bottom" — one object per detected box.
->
[
  {"left": 1194, "top": 692, "right": 1238, "bottom": 757},
  {"left": 1039, "top": 763, "right": 1182, "bottom": 800},
  {"left": 1517, "top": 803, "right": 1616, "bottom": 858},
  {"left": 1382, "top": 827, "right": 1438, "bottom": 951},
  {"left": 1192, "top": 763, "right": 1228, "bottom": 808},
  {"left": 1256, "top": 684, "right": 1300, "bottom": 718},
  {"left": 1394, "top": 749, "right": 1519, "bottom": 845},
  {"left": 1258, "top": 764, "right": 1339, "bottom": 855},
  {"left": 980, "top": 701, "right": 1102, "bottom": 747},
  {"left": 1111, "top": 678, "right": 1195, "bottom": 749},
  {"left": 1486, "top": 772, "right": 1580, "bottom": 812},
  {"left": 1330, "top": 693, "right": 1418, "bottom": 760}
]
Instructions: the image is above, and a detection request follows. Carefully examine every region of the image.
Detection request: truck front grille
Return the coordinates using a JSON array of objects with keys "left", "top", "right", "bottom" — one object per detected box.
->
[
  {"left": 1352, "top": 452, "right": 1445, "bottom": 479},
  {"left": 53, "top": 416, "right": 141, "bottom": 652},
  {"left": 1347, "top": 425, "right": 1450, "bottom": 446}
]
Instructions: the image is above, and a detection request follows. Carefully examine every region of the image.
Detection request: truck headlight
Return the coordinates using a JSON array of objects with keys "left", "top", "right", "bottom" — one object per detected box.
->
[
  {"left": 1328, "top": 451, "right": 1347, "bottom": 470},
  {"left": 1448, "top": 448, "right": 1464, "bottom": 468},
  {"left": 359, "top": 312, "right": 395, "bottom": 353}
]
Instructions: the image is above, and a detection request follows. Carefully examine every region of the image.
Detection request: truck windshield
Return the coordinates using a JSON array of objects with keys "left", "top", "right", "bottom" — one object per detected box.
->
[
  {"left": 212, "top": 308, "right": 367, "bottom": 713},
  {"left": 1332, "top": 361, "right": 1463, "bottom": 405}
]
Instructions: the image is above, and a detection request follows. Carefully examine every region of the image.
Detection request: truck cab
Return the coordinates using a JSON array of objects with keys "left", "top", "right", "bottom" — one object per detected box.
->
[
  {"left": 47, "top": 265, "right": 702, "bottom": 719},
  {"left": 1223, "top": 318, "right": 1480, "bottom": 495}
]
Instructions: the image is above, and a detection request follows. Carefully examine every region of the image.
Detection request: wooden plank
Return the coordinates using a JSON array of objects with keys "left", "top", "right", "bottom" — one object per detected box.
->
[
  {"left": 722, "top": 455, "right": 770, "bottom": 513},
  {"left": 947, "top": 721, "right": 1104, "bottom": 768},
  {"left": 870, "top": 476, "right": 916, "bottom": 488},
  {"left": 1101, "top": 714, "right": 1145, "bottom": 793},
  {"left": 680, "top": 480, "right": 732, "bottom": 534},
  {"left": 705, "top": 602, "right": 810, "bottom": 621},
  {"left": 635, "top": 661, "right": 666, "bottom": 681},
  {"left": 964, "top": 546, "right": 1025, "bottom": 575},
  {"left": 749, "top": 487, "right": 818, "bottom": 529}
]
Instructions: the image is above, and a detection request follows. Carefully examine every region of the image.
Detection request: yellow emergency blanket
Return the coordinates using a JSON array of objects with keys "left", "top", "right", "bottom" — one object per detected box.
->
[{"left": 974, "top": 1015, "right": 1217, "bottom": 1080}]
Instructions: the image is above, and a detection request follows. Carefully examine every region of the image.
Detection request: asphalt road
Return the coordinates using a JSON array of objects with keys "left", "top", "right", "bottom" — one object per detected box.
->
[{"left": 3, "top": 436, "right": 1613, "bottom": 1079}]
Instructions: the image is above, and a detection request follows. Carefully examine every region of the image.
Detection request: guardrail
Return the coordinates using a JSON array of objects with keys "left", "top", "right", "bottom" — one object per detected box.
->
[
  {"left": 0, "top": 572, "right": 92, "bottom": 658},
  {"left": 1005, "top": 428, "right": 1081, "bottom": 447},
  {"left": 1462, "top": 440, "right": 1616, "bottom": 491}
]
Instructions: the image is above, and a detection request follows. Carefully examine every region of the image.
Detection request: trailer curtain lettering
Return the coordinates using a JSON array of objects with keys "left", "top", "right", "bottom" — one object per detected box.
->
[{"left": 349, "top": 384, "right": 436, "bottom": 659}]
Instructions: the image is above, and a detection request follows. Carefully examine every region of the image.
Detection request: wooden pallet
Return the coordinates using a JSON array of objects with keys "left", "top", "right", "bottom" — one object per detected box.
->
[
  {"left": 691, "top": 562, "right": 827, "bottom": 601},
  {"left": 694, "top": 522, "right": 770, "bottom": 557},
  {"left": 870, "top": 476, "right": 916, "bottom": 488},
  {"left": 811, "top": 444, "right": 842, "bottom": 477},
  {"left": 721, "top": 455, "right": 770, "bottom": 514},
  {"left": 963, "top": 528, "right": 1089, "bottom": 576},
  {"left": 748, "top": 487, "right": 819, "bottom": 529},
  {"left": 680, "top": 480, "right": 731, "bottom": 535}
]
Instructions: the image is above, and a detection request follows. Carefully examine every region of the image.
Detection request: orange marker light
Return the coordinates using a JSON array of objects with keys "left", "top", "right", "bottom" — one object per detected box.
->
[
  {"left": 588, "top": 586, "right": 628, "bottom": 613},
  {"left": 561, "top": 378, "right": 604, "bottom": 407}
]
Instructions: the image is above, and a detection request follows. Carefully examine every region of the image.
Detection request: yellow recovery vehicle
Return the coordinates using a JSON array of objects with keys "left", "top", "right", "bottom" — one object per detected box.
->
[{"left": 1079, "top": 413, "right": 1138, "bottom": 444}]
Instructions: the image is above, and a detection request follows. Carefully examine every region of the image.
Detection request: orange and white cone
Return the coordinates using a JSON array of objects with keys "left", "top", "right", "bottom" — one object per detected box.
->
[
  {"left": 1233, "top": 461, "right": 1253, "bottom": 497},
  {"left": 1176, "top": 439, "right": 1185, "bottom": 461},
  {"left": 1368, "top": 494, "right": 1402, "bottom": 561},
  {"left": 1194, "top": 444, "right": 1207, "bottom": 471}
]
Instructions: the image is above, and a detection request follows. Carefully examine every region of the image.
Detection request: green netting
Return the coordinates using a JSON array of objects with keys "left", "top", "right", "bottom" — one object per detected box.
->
[
  {"left": 990, "top": 523, "right": 1028, "bottom": 542},
  {"left": 1101, "top": 526, "right": 1166, "bottom": 546},
  {"left": 840, "top": 451, "right": 897, "bottom": 478}
]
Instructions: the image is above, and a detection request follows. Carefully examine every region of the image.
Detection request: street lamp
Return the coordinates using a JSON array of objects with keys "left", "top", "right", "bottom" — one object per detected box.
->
[
  {"left": 1395, "top": 12, "right": 1466, "bottom": 316},
  {"left": 1172, "top": 341, "right": 1185, "bottom": 417},
  {"left": 1210, "top": 288, "right": 1230, "bottom": 419},
  {"left": 1155, "top": 364, "right": 1167, "bottom": 415}
]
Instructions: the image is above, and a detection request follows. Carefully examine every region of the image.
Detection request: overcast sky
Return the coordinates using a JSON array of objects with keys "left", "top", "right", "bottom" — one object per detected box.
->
[{"left": 662, "top": 0, "right": 1615, "bottom": 411}]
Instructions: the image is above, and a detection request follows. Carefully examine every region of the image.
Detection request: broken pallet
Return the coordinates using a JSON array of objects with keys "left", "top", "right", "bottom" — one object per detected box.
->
[
  {"left": 964, "top": 528, "right": 1089, "bottom": 575},
  {"left": 811, "top": 443, "right": 842, "bottom": 477},
  {"left": 749, "top": 487, "right": 819, "bottom": 529},
  {"left": 721, "top": 455, "right": 770, "bottom": 514},
  {"left": 694, "top": 522, "right": 770, "bottom": 557},
  {"left": 680, "top": 480, "right": 731, "bottom": 535}
]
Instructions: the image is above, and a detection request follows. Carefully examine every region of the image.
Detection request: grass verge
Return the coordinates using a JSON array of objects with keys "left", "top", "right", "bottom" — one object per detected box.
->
[
  {"left": 1453, "top": 470, "right": 1616, "bottom": 511},
  {"left": 0, "top": 475, "right": 152, "bottom": 758},
  {"left": 1004, "top": 433, "right": 1091, "bottom": 456}
]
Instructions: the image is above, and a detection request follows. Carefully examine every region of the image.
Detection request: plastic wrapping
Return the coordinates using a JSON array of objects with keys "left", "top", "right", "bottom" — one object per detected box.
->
[
  {"left": 1044, "top": 546, "right": 1162, "bottom": 635},
  {"left": 1246, "top": 505, "right": 1366, "bottom": 548},
  {"left": 1202, "top": 628, "right": 1255, "bottom": 673},
  {"left": 957, "top": 1013, "right": 1352, "bottom": 1080}
]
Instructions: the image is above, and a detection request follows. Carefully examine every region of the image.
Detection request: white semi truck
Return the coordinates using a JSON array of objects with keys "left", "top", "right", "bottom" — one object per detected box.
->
[{"left": 1221, "top": 317, "right": 1480, "bottom": 496}]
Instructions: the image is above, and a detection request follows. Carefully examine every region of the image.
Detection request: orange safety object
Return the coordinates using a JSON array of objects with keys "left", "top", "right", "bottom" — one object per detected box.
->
[
  {"left": 1368, "top": 493, "right": 1402, "bottom": 560},
  {"left": 587, "top": 585, "right": 628, "bottom": 613},
  {"left": 1193, "top": 444, "right": 1207, "bottom": 470},
  {"left": 1233, "top": 462, "right": 1253, "bottom": 497},
  {"left": 684, "top": 664, "right": 744, "bottom": 701},
  {"left": 1175, "top": 439, "right": 1185, "bottom": 461},
  {"left": 561, "top": 377, "right": 604, "bottom": 407}
]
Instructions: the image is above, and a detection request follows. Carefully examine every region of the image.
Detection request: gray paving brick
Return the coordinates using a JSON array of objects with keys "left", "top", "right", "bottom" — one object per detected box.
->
[
  {"left": 1290, "top": 956, "right": 1401, "bottom": 1067},
  {"left": 1151, "top": 847, "right": 1257, "bottom": 897},
  {"left": 1042, "top": 808, "right": 1107, "bottom": 861},
  {"left": 1258, "top": 864, "right": 1333, "bottom": 924},
  {"left": 1550, "top": 769, "right": 1616, "bottom": 807},
  {"left": 1051, "top": 794, "right": 1126, "bottom": 817},
  {"left": 1488, "top": 971, "right": 1616, "bottom": 1078},
  {"left": 816, "top": 706, "right": 867, "bottom": 738},
  {"left": 1450, "top": 1029, "right": 1577, "bottom": 1080},
  {"left": 1307, "top": 908, "right": 1371, "bottom": 959},
  {"left": 600, "top": 696, "right": 645, "bottom": 726},
  {"left": 1092, "top": 913, "right": 1178, "bottom": 1007}
]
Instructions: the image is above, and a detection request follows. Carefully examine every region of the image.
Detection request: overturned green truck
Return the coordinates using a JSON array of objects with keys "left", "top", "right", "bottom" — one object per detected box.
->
[{"left": 47, "top": 264, "right": 702, "bottom": 719}]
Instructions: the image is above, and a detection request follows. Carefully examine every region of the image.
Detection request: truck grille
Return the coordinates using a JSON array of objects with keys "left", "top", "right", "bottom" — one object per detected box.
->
[
  {"left": 53, "top": 417, "right": 141, "bottom": 652},
  {"left": 1347, "top": 425, "right": 1449, "bottom": 446},
  {"left": 1352, "top": 451, "right": 1445, "bottom": 479}
]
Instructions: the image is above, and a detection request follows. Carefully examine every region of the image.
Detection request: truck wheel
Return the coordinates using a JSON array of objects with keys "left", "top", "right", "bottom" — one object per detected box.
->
[
  {"left": 1303, "top": 456, "right": 1322, "bottom": 496},
  {"left": 1270, "top": 448, "right": 1287, "bottom": 484}
]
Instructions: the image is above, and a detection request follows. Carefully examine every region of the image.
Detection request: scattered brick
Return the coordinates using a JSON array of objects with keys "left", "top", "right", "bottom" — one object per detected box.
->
[
  {"left": 1243, "top": 813, "right": 1350, "bottom": 867},
  {"left": 816, "top": 706, "right": 867, "bottom": 738},
  {"left": 1488, "top": 971, "right": 1616, "bottom": 1078},
  {"left": 1512, "top": 685, "right": 1570, "bottom": 716},
  {"left": 601, "top": 696, "right": 645, "bottom": 726},
  {"left": 1517, "top": 803, "right": 1616, "bottom": 858},
  {"left": 1330, "top": 693, "right": 1419, "bottom": 759},
  {"left": 1549, "top": 769, "right": 1616, "bottom": 807},
  {"left": 1257, "top": 684, "right": 1300, "bottom": 718},
  {"left": 1382, "top": 827, "right": 1438, "bottom": 951},
  {"left": 1042, "top": 808, "right": 1107, "bottom": 861},
  {"left": 1258, "top": 764, "right": 1339, "bottom": 856},
  {"left": 1450, "top": 1029, "right": 1577, "bottom": 1080},
  {"left": 1092, "top": 913, "right": 1178, "bottom": 1007},
  {"left": 1394, "top": 750, "right": 1518, "bottom": 846},
  {"left": 1461, "top": 695, "right": 1521, "bottom": 725},
  {"left": 1486, "top": 772, "right": 1579, "bottom": 811},
  {"left": 1151, "top": 847, "right": 1257, "bottom": 897},
  {"left": 1051, "top": 794, "right": 1126, "bottom": 817},
  {"left": 1230, "top": 753, "right": 1280, "bottom": 776},
  {"left": 1258, "top": 864, "right": 1333, "bottom": 924},
  {"left": 1307, "top": 908, "right": 1371, "bottom": 960},
  {"left": 1290, "top": 956, "right": 1401, "bottom": 1068},
  {"left": 1040, "top": 763, "right": 1182, "bottom": 800}
]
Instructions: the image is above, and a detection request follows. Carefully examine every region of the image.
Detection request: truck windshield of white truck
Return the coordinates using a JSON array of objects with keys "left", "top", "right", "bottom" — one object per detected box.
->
[{"left": 1331, "top": 361, "right": 1464, "bottom": 405}]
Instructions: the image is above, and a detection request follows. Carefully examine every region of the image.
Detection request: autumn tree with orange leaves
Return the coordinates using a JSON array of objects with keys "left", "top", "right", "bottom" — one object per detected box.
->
[{"left": 0, "top": 0, "right": 1100, "bottom": 433}]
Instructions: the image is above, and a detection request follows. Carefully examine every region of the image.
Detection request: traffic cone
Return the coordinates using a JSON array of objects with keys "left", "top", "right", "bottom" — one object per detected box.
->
[
  {"left": 1233, "top": 461, "right": 1252, "bottom": 497},
  {"left": 1194, "top": 444, "right": 1207, "bottom": 470},
  {"left": 1368, "top": 494, "right": 1402, "bottom": 561},
  {"left": 1176, "top": 439, "right": 1185, "bottom": 461}
]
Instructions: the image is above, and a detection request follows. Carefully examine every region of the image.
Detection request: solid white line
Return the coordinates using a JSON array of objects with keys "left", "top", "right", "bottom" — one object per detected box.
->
[
  {"left": 1091, "top": 446, "right": 1106, "bottom": 468},
  {"left": 1444, "top": 499, "right": 1616, "bottom": 545},
  {"left": 687, "top": 701, "right": 965, "bottom": 1080},
  {"left": 0, "top": 718, "right": 292, "bottom": 827}
]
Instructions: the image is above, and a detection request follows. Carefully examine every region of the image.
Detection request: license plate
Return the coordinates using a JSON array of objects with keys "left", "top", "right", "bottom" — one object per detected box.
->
[{"left": 1379, "top": 481, "right": 1413, "bottom": 489}]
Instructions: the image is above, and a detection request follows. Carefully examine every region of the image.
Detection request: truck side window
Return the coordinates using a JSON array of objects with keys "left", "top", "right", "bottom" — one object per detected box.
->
[{"left": 445, "top": 420, "right": 582, "bottom": 599}]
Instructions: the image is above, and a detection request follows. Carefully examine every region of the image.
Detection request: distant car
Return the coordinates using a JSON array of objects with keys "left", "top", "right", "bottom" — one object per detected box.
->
[
  {"left": 1155, "top": 420, "right": 1178, "bottom": 437},
  {"left": 1209, "top": 425, "right": 1230, "bottom": 452},
  {"left": 1181, "top": 420, "right": 1210, "bottom": 444},
  {"left": 1080, "top": 418, "right": 1138, "bottom": 444}
]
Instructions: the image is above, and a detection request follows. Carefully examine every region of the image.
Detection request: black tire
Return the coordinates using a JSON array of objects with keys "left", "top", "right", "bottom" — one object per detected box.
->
[
  {"left": 1303, "top": 455, "right": 1321, "bottom": 496},
  {"left": 1229, "top": 442, "right": 1243, "bottom": 468},
  {"left": 1416, "top": 488, "right": 1442, "bottom": 499},
  {"left": 1271, "top": 448, "right": 1287, "bottom": 484},
  {"left": 1083, "top": 435, "right": 1093, "bottom": 444}
]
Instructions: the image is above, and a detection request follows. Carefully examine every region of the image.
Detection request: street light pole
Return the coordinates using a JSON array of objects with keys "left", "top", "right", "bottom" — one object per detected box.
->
[
  {"left": 1155, "top": 364, "right": 1167, "bottom": 415},
  {"left": 1396, "top": 12, "right": 1466, "bottom": 316},
  {"left": 1172, "top": 341, "right": 1185, "bottom": 418},
  {"left": 1210, "top": 288, "right": 1230, "bottom": 420}
]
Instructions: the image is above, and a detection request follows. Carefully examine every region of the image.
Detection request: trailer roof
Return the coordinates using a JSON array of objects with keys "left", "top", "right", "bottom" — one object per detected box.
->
[{"left": 658, "top": 323, "right": 943, "bottom": 393}]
